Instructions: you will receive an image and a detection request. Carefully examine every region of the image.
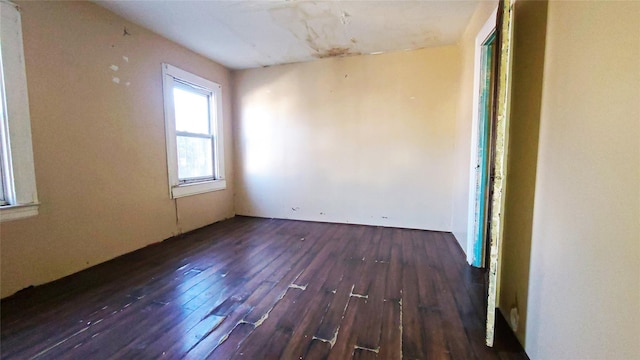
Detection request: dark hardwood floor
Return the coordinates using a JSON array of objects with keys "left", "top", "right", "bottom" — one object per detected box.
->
[{"left": 1, "top": 216, "right": 527, "bottom": 359}]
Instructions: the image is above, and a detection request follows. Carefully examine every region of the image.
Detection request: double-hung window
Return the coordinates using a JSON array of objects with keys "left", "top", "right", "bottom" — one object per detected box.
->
[
  {"left": 0, "top": 1, "right": 39, "bottom": 222},
  {"left": 162, "top": 64, "right": 225, "bottom": 198}
]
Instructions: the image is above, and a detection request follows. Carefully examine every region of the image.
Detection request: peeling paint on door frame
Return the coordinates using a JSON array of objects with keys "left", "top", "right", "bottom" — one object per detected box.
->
[{"left": 485, "top": 0, "right": 515, "bottom": 347}]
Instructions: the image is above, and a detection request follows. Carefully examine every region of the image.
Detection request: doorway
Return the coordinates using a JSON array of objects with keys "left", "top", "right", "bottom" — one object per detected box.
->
[
  {"left": 463, "top": 1, "right": 516, "bottom": 347},
  {"left": 473, "top": 33, "right": 497, "bottom": 268},
  {"left": 485, "top": 0, "right": 515, "bottom": 346},
  {"left": 467, "top": 8, "right": 498, "bottom": 269}
]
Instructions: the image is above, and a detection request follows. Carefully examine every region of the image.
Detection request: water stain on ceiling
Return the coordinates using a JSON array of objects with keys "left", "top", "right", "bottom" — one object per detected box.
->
[{"left": 95, "top": 1, "right": 480, "bottom": 70}]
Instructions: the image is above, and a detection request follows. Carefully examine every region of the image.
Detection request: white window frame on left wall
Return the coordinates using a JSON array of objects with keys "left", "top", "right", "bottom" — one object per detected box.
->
[
  {"left": 162, "top": 63, "right": 226, "bottom": 198},
  {"left": 0, "top": 1, "right": 39, "bottom": 222}
]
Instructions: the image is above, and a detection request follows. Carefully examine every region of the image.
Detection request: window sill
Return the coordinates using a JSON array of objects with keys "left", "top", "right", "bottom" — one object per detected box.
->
[
  {"left": 0, "top": 203, "right": 39, "bottom": 222},
  {"left": 171, "top": 179, "right": 226, "bottom": 199}
]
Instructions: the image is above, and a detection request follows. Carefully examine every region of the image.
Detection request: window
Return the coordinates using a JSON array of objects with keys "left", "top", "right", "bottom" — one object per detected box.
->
[
  {"left": 162, "top": 64, "right": 225, "bottom": 198},
  {"left": 0, "top": 1, "right": 39, "bottom": 222}
]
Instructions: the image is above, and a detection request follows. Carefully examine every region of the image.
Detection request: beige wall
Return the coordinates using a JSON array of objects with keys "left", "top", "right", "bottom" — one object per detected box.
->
[
  {"left": 526, "top": 1, "right": 640, "bottom": 358},
  {"left": 450, "top": 1, "right": 497, "bottom": 253},
  {"left": 498, "top": 0, "right": 548, "bottom": 346},
  {"left": 233, "top": 47, "right": 460, "bottom": 231},
  {"left": 0, "top": 1, "right": 234, "bottom": 298}
]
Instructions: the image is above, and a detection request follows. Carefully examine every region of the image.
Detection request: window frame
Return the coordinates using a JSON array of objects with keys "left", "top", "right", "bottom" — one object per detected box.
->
[
  {"left": 162, "top": 63, "right": 225, "bottom": 199},
  {"left": 0, "top": 0, "right": 39, "bottom": 222}
]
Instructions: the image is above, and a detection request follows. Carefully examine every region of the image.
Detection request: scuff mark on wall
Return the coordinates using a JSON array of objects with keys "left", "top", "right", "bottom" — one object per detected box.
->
[{"left": 107, "top": 27, "right": 132, "bottom": 87}]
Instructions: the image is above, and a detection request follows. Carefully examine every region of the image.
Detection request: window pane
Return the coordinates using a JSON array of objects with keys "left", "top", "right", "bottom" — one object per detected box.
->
[
  {"left": 173, "top": 86, "right": 210, "bottom": 134},
  {"left": 177, "top": 135, "right": 213, "bottom": 180}
]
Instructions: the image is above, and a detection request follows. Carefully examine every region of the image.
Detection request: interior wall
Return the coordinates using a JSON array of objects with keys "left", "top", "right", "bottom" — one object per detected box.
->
[
  {"left": 526, "top": 1, "right": 640, "bottom": 358},
  {"left": 233, "top": 47, "right": 460, "bottom": 231},
  {"left": 498, "top": 0, "right": 548, "bottom": 346},
  {"left": 450, "top": 1, "right": 498, "bottom": 253},
  {"left": 0, "top": 1, "right": 234, "bottom": 299}
]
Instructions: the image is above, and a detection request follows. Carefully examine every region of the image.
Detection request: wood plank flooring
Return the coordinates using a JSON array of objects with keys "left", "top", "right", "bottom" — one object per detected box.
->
[{"left": 1, "top": 216, "right": 527, "bottom": 359}]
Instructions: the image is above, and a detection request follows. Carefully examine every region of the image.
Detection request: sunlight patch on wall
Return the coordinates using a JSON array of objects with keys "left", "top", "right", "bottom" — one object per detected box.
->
[{"left": 242, "top": 105, "right": 275, "bottom": 176}]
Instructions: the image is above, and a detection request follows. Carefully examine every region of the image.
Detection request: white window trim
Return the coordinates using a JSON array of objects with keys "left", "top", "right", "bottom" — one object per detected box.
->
[
  {"left": 1, "top": 203, "right": 38, "bottom": 222},
  {"left": 0, "top": 1, "right": 39, "bottom": 222},
  {"left": 162, "top": 63, "right": 226, "bottom": 199}
]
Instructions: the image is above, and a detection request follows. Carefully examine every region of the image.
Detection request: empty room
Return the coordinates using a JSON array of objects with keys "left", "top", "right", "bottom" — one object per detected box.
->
[{"left": 1, "top": 0, "right": 638, "bottom": 359}]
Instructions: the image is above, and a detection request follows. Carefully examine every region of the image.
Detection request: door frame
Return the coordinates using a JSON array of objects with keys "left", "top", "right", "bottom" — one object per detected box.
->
[
  {"left": 485, "top": 0, "right": 515, "bottom": 346},
  {"left": 466, "top": 6, "right": 498, "bottom": 267}
]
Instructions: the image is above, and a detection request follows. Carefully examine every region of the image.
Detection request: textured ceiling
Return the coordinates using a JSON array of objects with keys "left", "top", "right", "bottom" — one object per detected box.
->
[{"left": 95, "top": 0, "right": 480, "bottom": 70}]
